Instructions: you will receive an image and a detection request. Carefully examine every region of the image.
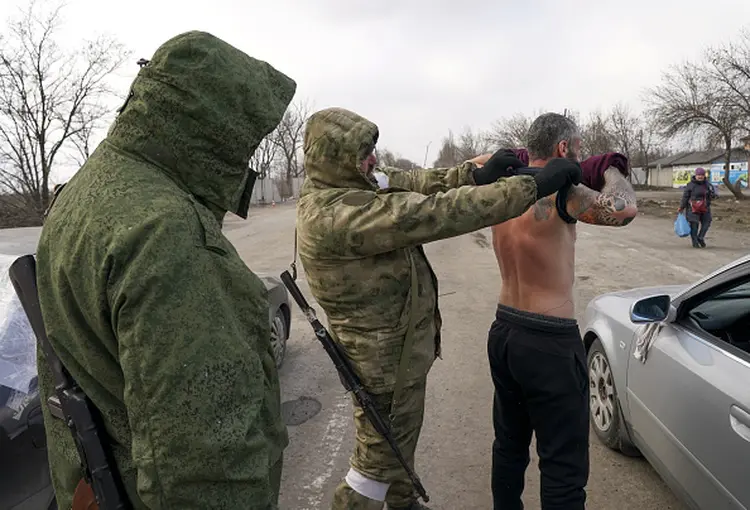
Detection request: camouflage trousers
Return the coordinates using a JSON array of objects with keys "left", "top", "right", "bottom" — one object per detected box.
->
[{"left": 331, "top": 377, "right": 427, "bottom": 510}]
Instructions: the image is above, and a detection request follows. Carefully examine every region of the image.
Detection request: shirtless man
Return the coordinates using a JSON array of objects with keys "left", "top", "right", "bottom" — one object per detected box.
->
[{"left": 476, "top": 112, "right": 637, "bottom": 510}]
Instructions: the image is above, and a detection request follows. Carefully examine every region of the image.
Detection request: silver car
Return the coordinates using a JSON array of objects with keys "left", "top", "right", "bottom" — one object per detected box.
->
[{"left": 582, "top": 254, "right": 750, "bottom": 510}]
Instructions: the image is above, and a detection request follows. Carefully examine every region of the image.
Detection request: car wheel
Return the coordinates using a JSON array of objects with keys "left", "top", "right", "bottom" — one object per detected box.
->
[
  {"left": 587, "top": 338, "right": 640, "bottom": 457},
  {"left": 270, "top": 308, "right": 287, "bottom": 369}
]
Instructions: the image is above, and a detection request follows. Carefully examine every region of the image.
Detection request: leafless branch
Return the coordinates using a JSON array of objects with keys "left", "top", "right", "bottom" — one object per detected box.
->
[
  {"left": 487, "top": 114, "right": 532, "bottom": 150},
  {"left": 375, "top": 147, "right": 417, "bottom": 170},
  {"left": 580, "top": 110, "right": 614, "bottom": 158},
  {"left": 0, "top": 0, "right": 130, "bottom": 223},
  {"left": 645, "top": 58, "right": 745, "bottom": 198},
  {"left": 270, "top": 99, "right": 312, "bottom": 194}
]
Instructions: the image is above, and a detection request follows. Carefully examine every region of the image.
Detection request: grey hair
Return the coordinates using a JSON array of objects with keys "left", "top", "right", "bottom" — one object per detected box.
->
[{"left": 526, "top": 113, "right": 580, "bottom": 160}]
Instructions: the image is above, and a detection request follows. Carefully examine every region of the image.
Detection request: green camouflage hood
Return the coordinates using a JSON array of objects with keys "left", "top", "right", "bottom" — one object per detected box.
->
[
  {"left": 301, "top": 107, "right": 380, "bottom": 195},
  {"left": 106, "top": 30, "right": 296, "bottom": 219}
]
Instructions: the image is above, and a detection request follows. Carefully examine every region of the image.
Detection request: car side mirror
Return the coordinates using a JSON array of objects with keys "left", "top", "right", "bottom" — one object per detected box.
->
[{"left": 630, "top": 295, "right": 671, "bottom": 324}]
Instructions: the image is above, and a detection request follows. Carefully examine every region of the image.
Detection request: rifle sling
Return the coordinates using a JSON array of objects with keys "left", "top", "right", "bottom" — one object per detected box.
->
[
  {"left": 11, "top": 257, "right": 73, "bottom": 400},
  {"left": 10, "top": 257, "right": 91, "bottom": 477}
]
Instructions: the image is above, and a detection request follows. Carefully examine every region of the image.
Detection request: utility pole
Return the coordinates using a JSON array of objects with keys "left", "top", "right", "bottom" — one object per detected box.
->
[{"left": 423, "top": 142, "right": 432, "bottom": 168}]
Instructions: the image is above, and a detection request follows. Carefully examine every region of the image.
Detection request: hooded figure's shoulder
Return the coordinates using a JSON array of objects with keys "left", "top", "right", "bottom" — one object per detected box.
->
[{"left": 42, "top": 148, "right": 226, "bottom": 270}]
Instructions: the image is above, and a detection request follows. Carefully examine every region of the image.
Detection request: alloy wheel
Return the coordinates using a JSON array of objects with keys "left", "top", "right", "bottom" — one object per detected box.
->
[
  {"left": 270, "top": 312, "right": 286, "bottom": 367},
  {"left": 589, "top": 351, "right": 615, "bottom": 432}
]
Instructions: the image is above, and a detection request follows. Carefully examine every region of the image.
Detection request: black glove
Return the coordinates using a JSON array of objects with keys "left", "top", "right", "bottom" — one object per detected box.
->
[
  {"left": 472, "top": 149, "right": 526, "bottom": 185},
  {"left": 533, "top": 158, "right": 583, "bottom": 199}
]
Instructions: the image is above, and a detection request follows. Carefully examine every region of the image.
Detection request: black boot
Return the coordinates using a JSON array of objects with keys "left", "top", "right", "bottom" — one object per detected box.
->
[{"left": 689, "top": 221, "right": 700, "bottom": 248}]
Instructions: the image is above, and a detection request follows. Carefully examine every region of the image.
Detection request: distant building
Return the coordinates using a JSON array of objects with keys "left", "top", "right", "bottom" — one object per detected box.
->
[{"left": 645, "top": 148, "right": 748, "bottom": 188}]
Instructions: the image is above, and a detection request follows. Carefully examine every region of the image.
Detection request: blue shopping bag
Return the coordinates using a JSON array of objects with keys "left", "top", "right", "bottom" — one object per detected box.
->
[{"left": 674, "top": 213, "right": 690, "bottom": 237}]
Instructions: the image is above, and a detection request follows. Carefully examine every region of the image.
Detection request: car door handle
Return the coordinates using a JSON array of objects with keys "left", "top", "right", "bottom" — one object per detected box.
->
[{"left": 729, "top": 405, "right": 750, "bottom": 442}]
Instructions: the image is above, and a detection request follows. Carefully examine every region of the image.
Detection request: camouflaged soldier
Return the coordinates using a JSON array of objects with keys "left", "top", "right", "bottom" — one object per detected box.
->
[
  {"left": 35, "top": 31, "right": 296, "bottom": 509},
  {"left": 295, "top": 107, "right": 583, "bottom": 510}
]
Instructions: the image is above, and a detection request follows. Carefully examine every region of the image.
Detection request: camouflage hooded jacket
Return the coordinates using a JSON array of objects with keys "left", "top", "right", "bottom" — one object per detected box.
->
[
  {"left": 296, "top": 108, "right": 538, "bottom": 395},
  {"left": 35, "top": 31, "right": 296, "bottom": 509}
]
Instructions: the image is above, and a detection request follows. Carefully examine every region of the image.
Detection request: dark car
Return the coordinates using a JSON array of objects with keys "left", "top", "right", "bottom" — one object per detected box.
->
[{"left": 0, "top": 236, "right": 292, "bottom": 509}]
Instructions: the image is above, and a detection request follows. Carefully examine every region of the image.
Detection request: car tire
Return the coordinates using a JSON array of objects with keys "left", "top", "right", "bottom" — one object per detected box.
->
[
  {"left": 270, "top": 308, "right": 288, "bottom": 369},
  {"left": 587, "top": 338, "right": 640, "bottom": 457}
]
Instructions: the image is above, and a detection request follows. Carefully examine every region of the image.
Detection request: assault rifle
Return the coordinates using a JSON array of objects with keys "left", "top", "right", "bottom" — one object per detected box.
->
[
  {"left": 279, "top": 270, "right": 429, "bottom": 503},
  {"left": 9, "top": 255, "right": 130, "bottom": 510}
]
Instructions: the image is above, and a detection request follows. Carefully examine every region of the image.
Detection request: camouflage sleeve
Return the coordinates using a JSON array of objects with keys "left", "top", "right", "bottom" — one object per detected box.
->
[
  {"left": 376, "top": 161, "right": 477, "bottom": 194},
  {"left": 108, "top": 215, "right": 276, "bottom": 509},
  {"left": 324, "top": 174, "right": 537, "bottom": 257}
]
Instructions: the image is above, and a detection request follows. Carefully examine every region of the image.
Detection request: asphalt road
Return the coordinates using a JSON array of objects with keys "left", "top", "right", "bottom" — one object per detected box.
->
[
  {"left": 222, "top": 202, "right": 750, "bottom": 510},
  {"left": 2, "top": 200, "right": 748, "bottom": 510}
]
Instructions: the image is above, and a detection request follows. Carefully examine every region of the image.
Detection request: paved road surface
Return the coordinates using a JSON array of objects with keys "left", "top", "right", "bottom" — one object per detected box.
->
[
  {"left": 222, "top": 203, "right": 749, "bottom": 510},
  {"left": 2, "top": 202, "right": 748, "bottom": 509}
]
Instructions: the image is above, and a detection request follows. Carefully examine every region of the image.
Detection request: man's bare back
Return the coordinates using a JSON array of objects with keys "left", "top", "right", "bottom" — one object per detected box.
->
[
  {"left": 482, "top": 113, "right": 641, "bottom": 509},
  {"left": 491, "top": 166, "right": 638, "bottom": 319},
  {"left": 493, "top": 193, "right": 577, "bottom": 318}
]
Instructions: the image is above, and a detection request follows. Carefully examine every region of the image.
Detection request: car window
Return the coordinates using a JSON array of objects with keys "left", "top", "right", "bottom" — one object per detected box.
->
[
  {"left": 687, "top": 277, "right": 750, "bottom": 356},
  {"left": 708, "top": 280, "right": 750, "bottom": 298}
]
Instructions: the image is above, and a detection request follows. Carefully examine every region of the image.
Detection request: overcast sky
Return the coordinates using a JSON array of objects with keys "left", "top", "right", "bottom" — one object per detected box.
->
[{"left": 3, "top": 0, "right": 750, "bottom": 180}]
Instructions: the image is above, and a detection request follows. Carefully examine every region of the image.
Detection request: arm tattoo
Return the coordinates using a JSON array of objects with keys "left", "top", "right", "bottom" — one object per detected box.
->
[
  {"left": 567, "top": 167, "right": 637, "bottom": 226},
  {"left": 533, "top": 197, "right": 555, "bottom": 221}
]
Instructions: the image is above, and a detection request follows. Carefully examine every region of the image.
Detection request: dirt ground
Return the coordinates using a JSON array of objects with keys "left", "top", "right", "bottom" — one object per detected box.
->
[
  {"left": 220, "top": 201, "right": 749, "bottom": 510},
  {"left": 636, "top": 188, "right": 750, "bottom": 232},
  {"left": 1, "top": 191, "right": 746, "bottom": 510}
]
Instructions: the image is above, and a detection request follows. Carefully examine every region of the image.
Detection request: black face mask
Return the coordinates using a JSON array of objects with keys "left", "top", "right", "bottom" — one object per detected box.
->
[{"left": 237, "top": 168, "right": 259, "bottom": 219}]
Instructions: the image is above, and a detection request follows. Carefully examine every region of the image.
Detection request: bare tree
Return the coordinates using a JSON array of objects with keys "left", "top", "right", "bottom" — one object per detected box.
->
[
  {"left": 376, "top": 148, "right": 417, "bottom": 170},
  {"left": 647, "top": 60, "right": 745, "bottom": 199},
  {"left": 271, "top": 99, "right": 311, "bottom": 195},
  {"left": 706, "top": 28, "right": 750, "bottom": 128},
  {"left": 431, "top": 128, "right": 491, "bottom": 167},
  {"left": 393, "top": 157, "right": 418, "bottom": 170},
  {"left": 250, "top": 129, "right": 279, "bottom": 180},
  {"left": 487, "top": 113, "right": 532, "bottom": 149},
  {"left": 580, "top": 110, "right": 614, "bottom": 158},
  {"left": 375, "top": 147, "right": 397, "bottom": 167},
  {"left": 69, "top": 109, "right": 97, "bottom": 168},
  {"left": 633, "top": 118, "right": 656, "bottom": 183},
  {"left": 455, "top": 127, "right": 490, "bottom": 162},
  {"left": 0, "top": 0, "right": 130, "bottom": 222},
  {"left": 248, "top": 128, "right": 279, "bottom": 203},
  {"left": 432, "top": 131, "right": 460, "bottom": 167},
  {"left": 609, "top": 103, "right": 637, "bottom": 179}
]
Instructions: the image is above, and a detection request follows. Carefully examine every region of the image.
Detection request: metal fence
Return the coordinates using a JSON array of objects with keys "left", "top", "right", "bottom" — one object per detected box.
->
[{"left": 249, "top": 177, "right": 304, "bottom": 205}]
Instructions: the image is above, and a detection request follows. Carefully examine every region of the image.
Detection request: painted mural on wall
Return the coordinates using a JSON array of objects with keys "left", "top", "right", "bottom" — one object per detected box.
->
[
  {"left": 709, "top": 162, "right": 748, "bottom": 188},
  {"left": 672, "top": 169, "right": 692, "bottom": 188},
  {"left": 672, "top": 162, "right": 748, "bottom": 188}
]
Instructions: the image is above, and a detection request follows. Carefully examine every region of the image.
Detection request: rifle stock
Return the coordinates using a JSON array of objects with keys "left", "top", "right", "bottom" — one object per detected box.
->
[
  {"left": 279, "top": 270, "right": 429, "bottom": 503},
  {"left": 8, "top": 255, "right": 130, "bottom": 510}
]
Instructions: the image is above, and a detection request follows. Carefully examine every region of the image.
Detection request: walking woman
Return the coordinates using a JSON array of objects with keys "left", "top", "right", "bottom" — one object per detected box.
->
[{"left": 678, "top": 167, "right": 716, "bottom": 248}]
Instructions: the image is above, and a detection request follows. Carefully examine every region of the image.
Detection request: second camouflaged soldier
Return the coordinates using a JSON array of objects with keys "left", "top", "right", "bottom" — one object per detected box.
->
[{"left": 295, "top": 107, "right": 582, "bottom": 510}]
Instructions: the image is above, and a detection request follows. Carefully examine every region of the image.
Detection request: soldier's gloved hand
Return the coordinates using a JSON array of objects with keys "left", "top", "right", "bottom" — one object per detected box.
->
[
  {"left": 472, "top": 149, "right": 526, "bottom": 185},
  {"left": 533, "top": 158, "right": 583, "bottom": 199}
]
